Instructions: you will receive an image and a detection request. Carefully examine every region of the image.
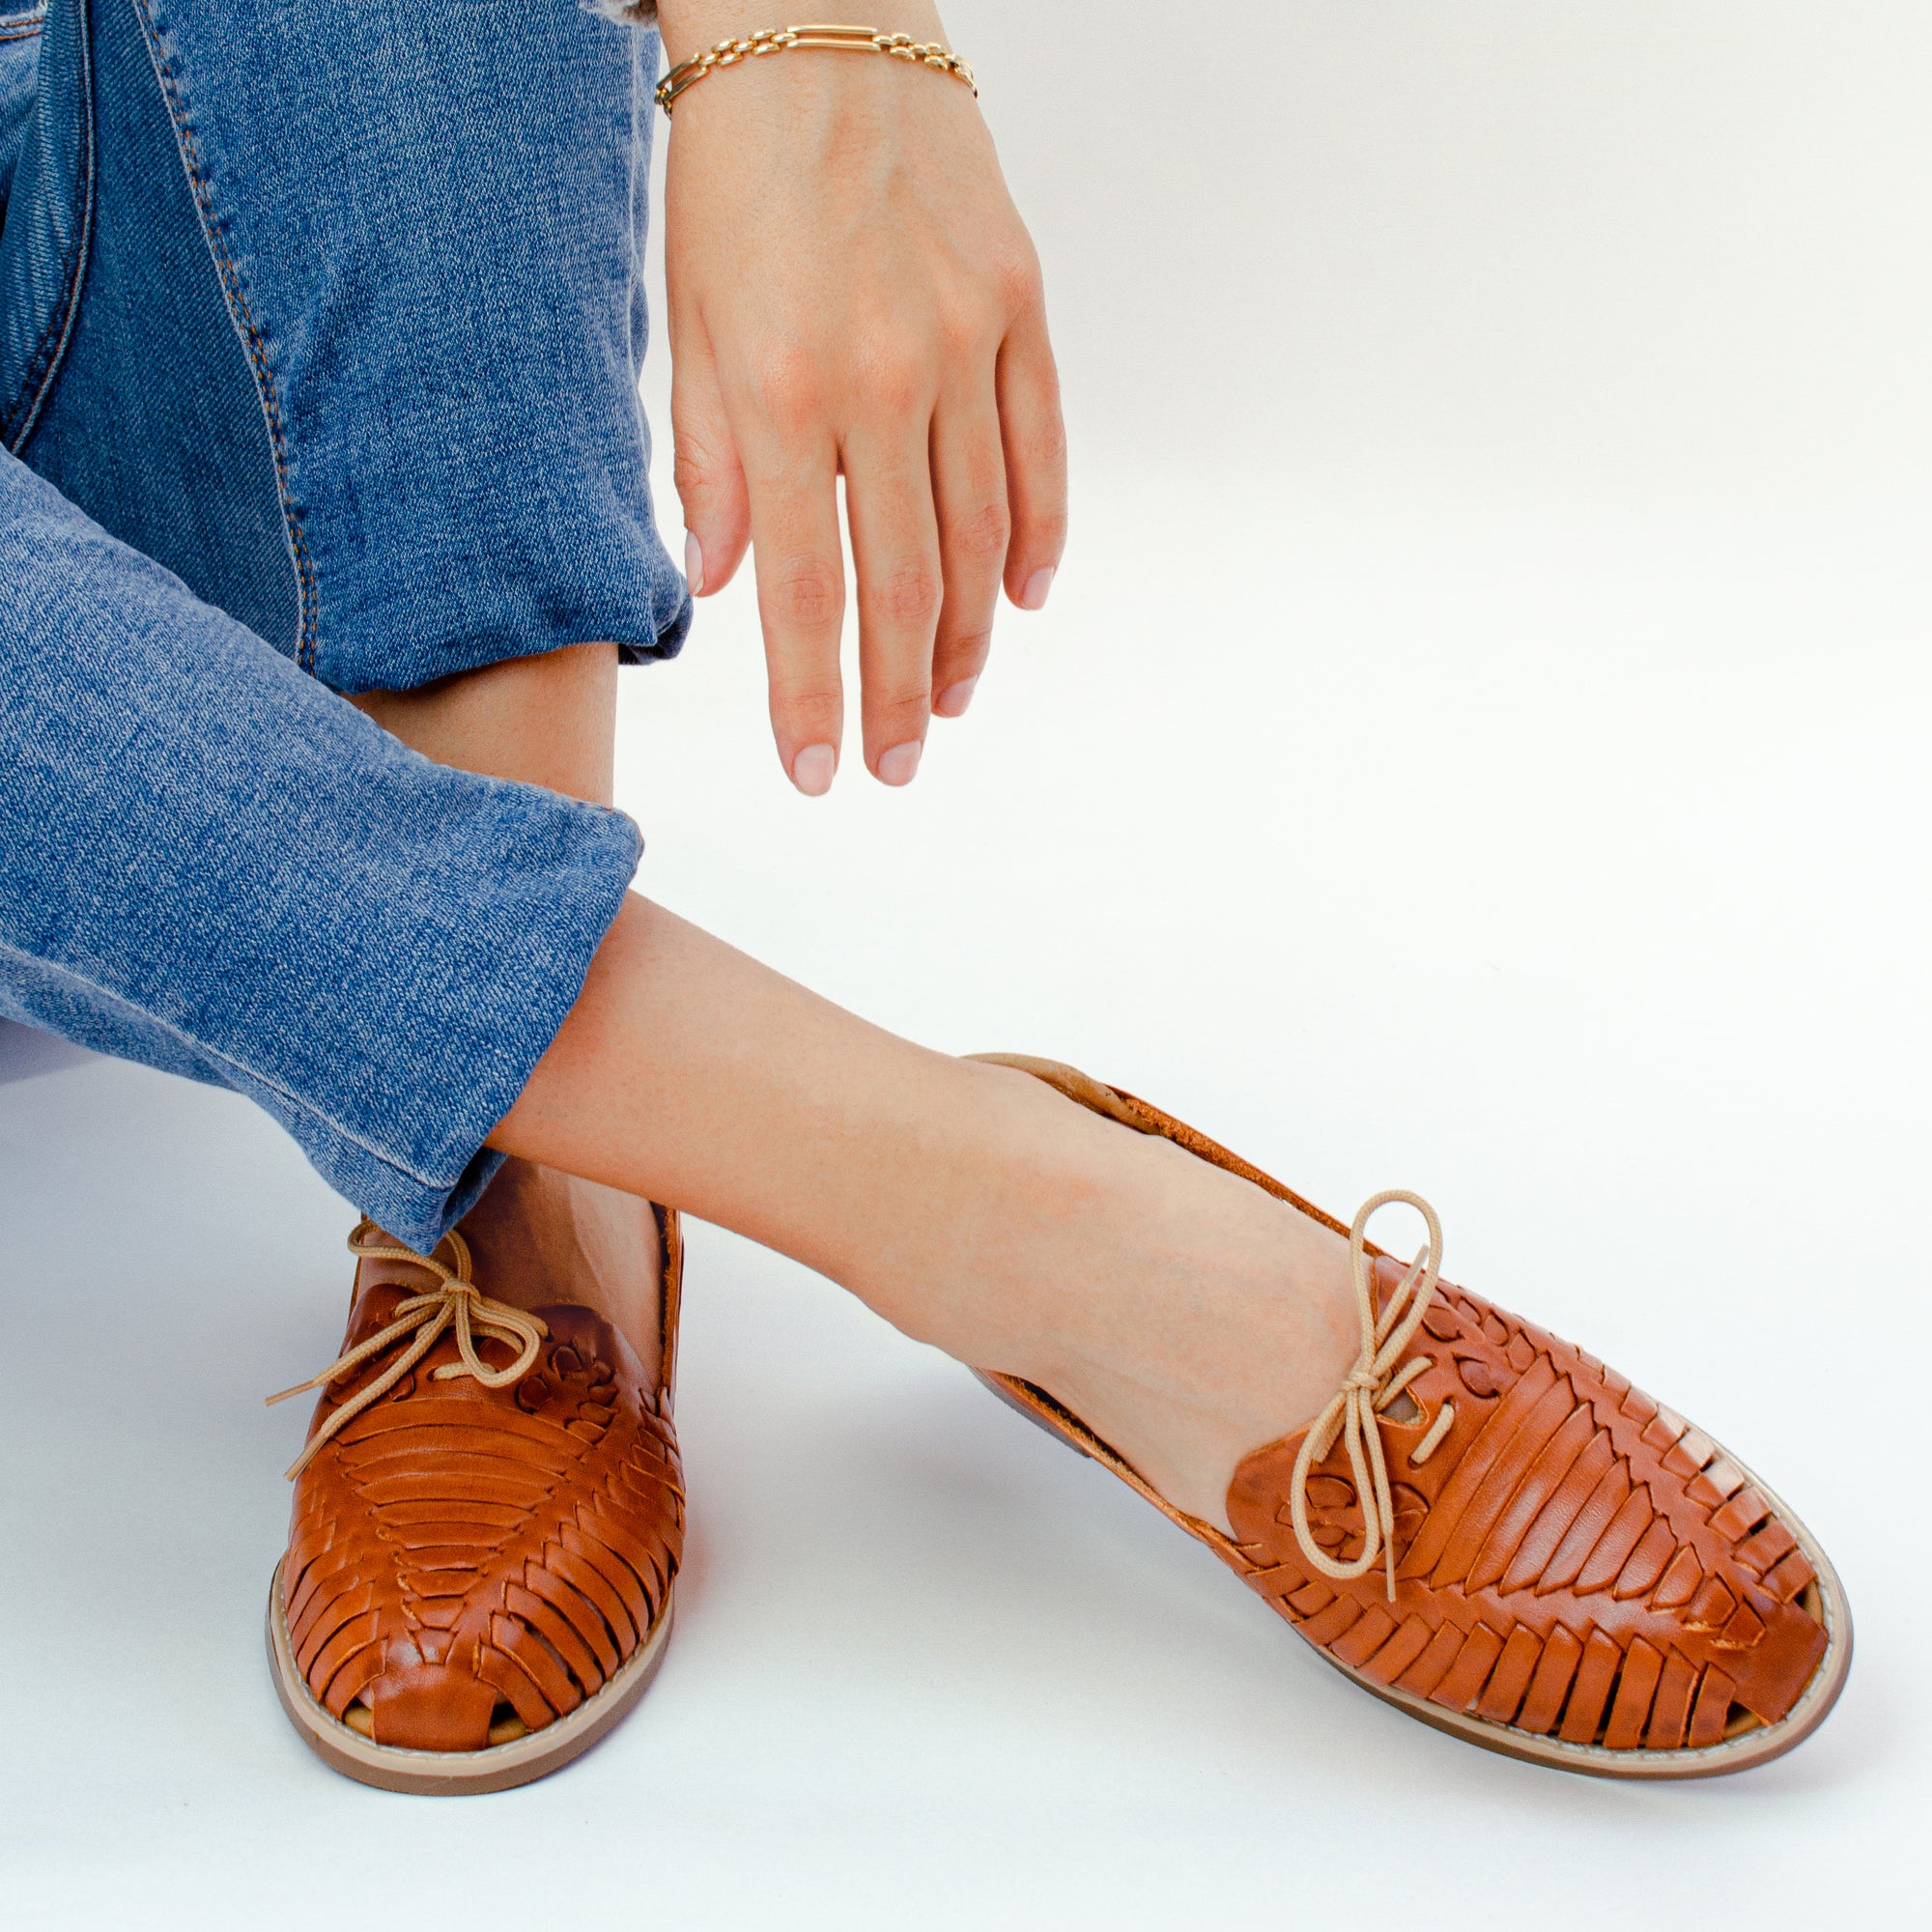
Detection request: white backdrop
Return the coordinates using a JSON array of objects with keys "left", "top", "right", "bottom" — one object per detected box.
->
[{"left": 4, "top": 4, "right": 1928, "bottom": 1925}]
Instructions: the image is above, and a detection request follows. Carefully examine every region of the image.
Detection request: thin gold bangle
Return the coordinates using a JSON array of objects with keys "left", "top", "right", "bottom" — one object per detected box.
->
[{"left": 654, "top": 25, "right": 978, "bottom": 116}]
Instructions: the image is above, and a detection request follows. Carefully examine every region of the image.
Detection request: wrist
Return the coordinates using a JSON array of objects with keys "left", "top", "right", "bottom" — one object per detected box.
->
[{"left": 654, "top": 2, "right": 949, "bottom": 69}]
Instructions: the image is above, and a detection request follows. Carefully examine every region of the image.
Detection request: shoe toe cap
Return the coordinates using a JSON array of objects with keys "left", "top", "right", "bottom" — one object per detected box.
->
[{"left": 364, "top": 1644, "right": 499, "bottom": 1751}]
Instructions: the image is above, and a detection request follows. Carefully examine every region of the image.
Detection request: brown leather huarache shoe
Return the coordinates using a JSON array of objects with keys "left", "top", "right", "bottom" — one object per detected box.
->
[
  {"left": 969, "top": 1057, "right": 1850, "bottom": 1779},
  {"left": 265, "top": 1209, "right": 685, "bottom": 1794}
]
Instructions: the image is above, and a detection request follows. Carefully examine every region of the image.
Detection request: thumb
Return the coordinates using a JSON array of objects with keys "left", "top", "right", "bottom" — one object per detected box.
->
[{"left": 670, "top": 326, "right": 751, "bottom": 599}]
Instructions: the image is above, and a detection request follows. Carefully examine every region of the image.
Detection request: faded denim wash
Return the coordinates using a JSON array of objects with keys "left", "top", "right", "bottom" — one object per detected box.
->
[{"left": 0, "top": 1, "right": 690, "bottom": 1247}]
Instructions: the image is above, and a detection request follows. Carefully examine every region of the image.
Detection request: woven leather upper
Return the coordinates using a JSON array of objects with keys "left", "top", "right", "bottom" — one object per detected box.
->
[
  {"left": 968, "top": 1058, "right": 1841, "bottom": 1767},
  {"left": 281, "top": 1247, "right": 683, "bottom": 1752},
  {"left": 1227, "top": 1259, "right": 1828, "bottom": 1750}
]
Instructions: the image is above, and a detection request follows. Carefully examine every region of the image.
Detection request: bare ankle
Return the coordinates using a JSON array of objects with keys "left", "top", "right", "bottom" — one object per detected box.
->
[
  {"left": 955, "top": 1090, "right": 1361, "bottom": 1533},
  {"left": 455, "top": 1156, "right": 664, "bottom": 1378}
]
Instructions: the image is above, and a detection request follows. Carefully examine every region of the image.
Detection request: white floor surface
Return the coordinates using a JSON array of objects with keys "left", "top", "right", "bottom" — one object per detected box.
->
[{"left": 2, "top": 472, "right": 1926, "bottom": 1927}]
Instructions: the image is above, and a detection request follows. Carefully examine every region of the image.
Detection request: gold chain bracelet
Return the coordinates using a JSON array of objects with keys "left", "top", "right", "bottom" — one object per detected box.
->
[{"left": 655, "top": 24, "right": 978, "bottom": 116}]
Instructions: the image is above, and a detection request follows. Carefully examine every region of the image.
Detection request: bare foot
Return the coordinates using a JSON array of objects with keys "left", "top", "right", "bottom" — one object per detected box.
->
[
  {"left": 838, "top": 1062, "right": 1363, "bottom": 1536},
  {"left": 450, "top": 1156, "right": 665, "bottom": 1391},
  {"left": 1018, "top": 1123, "right": 1360, "bottom": 1533}
]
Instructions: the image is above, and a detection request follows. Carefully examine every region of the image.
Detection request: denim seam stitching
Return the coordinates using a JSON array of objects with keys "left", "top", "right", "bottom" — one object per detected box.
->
[
  {"left": 0, "top": 5, "right": 45, "bottom": 41},
  {"left": 1, "top": 0, "right": 95, "bottom": 453},
  {"left": 0, "top": 936, "right": 476, "bottom": 1191},
  {"left": 128, "top": 0, "right": 320, "bottom": 674}
]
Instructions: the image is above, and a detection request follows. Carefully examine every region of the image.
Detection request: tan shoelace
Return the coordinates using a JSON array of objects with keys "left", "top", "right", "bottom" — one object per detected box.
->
[
  {"left": 268, "top": 1221, "right": 549, "bottom": 1480},
  {"left": 1288, "top": 1190, "right": 1450, "bottom": 1602}
]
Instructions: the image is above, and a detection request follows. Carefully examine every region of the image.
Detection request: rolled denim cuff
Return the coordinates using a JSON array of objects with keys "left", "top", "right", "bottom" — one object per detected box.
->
[
  {"left": 1, "top": 447, "right": 640, "bottom": 1252},
  {"left": 11, "top": 0, "right": 689, "bottom": 695}
]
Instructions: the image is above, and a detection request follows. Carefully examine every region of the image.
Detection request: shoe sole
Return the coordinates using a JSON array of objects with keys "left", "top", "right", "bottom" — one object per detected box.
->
[
  {"left": 267, "top": 1558, "right": 673, "bottom": 1795},
  {"left": 974, "top": 1369, "right": 1852, "bottom": 1779}
]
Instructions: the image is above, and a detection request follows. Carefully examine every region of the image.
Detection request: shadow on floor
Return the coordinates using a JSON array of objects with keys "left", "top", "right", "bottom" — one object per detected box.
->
[{"left": 0, "top": 1019, "right": 94, "bottom": 1087}]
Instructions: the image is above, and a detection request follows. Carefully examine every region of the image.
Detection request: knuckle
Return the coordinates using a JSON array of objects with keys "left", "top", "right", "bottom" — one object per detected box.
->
[
  {"left": 1018, "top": 416, "right": 1068, "bottom": 480},
  {"left": 947, "top": 500, "right": 1011, "bottom": 565},
  {"left": 1020, "top": 505, "right": 1069, "bottom": 557},
  {"left": 868, "top": 686, "right": 931, "bottom": 731},
  {"left": 767, "top": 556, "right": 843, "bottom": 631},
  {"left": 745, "top": 341, "right": 823, "bottom": 430},
  {"left": 868, "top": 564, "right": 943, "bottom": 629},
  {"left": 992, "top": 245, "right": 1044, "bottom": 313},
  {"left": 773, "top": 682, "right": 843, "bottom": 731},
  {"left": 855, "top": 334, "right": 931, "bottom": 414},
  {"left": 672, "top": 441, "right": 722, "bottom": 499},
  {"left": 940, "top": 297, "right": 1005, "bottom": 357},
  {"left": 935, "top": 625, "right": 994, "bottom": 669}
]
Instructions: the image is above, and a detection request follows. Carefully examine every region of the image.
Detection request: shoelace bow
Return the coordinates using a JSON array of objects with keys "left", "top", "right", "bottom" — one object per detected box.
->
[
  {"left": 1287, "top": 1189, "right": 1449, "bottom": 1602},
  {"left": 268, "top": 1220, "right": 548, "bottom": 1480}
]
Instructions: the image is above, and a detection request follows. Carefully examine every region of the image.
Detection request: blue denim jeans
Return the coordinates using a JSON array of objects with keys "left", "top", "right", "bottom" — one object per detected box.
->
[{"left": 0, "top": 0, "right": 689, "bottom": 1247}]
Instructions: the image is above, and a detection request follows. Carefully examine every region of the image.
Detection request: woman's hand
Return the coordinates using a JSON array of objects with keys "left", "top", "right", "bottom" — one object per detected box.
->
[{"left": 658, "top": 4, "right": 1066, "bottom": 792}]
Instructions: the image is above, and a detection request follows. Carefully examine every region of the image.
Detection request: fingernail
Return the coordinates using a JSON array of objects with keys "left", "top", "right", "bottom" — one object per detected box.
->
[
  {"left": 933, "top": 675, "right": 980, "bottom": 719},
  {"left": 876, "top": 739, "right": 923, "bottom": 786},
  {"left": 684, "top": 530, "right": 704, "bottom": 597},
  {"left": 791, "top": 743, "right": 836, "bottom": 796},
  {"left": 1019, "top": 565, "right": 1055, "bottom": 611}
]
